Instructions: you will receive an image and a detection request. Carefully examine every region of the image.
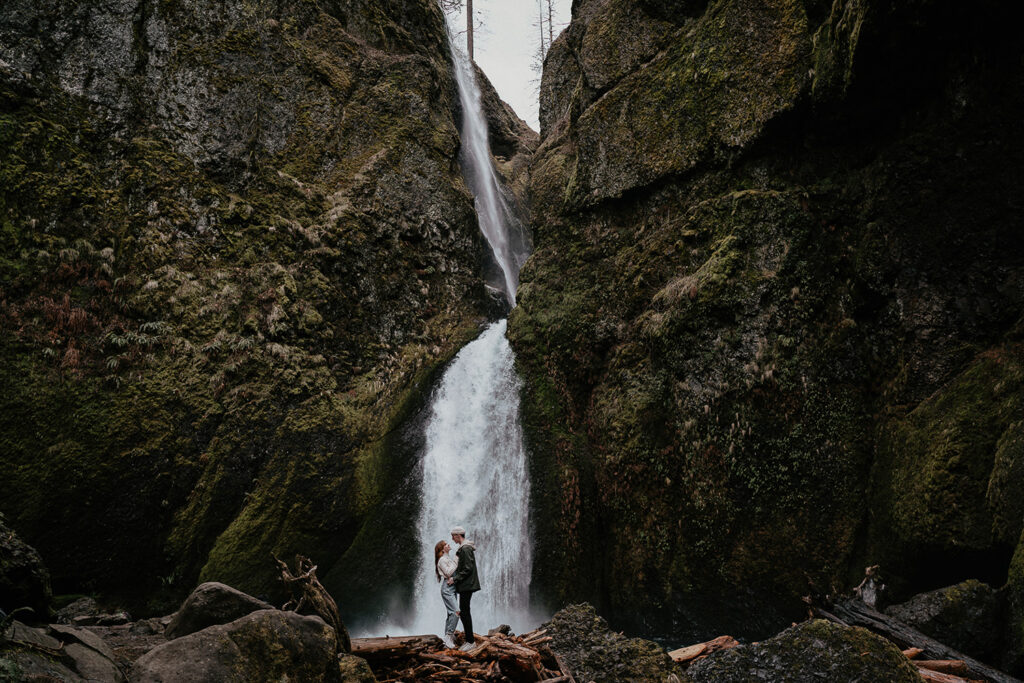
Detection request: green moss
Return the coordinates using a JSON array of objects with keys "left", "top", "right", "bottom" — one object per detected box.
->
[
  {"left": 0, "top": 0, "right": 486, "bottom": 617},
  {"left": 869, "top": 347, "right": 1024, "bottom": 561}
]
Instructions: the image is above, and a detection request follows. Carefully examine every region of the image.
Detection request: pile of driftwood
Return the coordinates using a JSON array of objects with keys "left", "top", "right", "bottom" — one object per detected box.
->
[{"left": 351, "top": 628, "right": 575, "bottom": 683}]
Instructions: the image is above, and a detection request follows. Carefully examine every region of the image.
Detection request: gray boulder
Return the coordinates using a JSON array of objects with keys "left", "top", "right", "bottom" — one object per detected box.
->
[
  {"left": 131, "top": 609, "right": 340, "bottom": 682},
  {"left": 884, "top": 579, "right": 1001, "bottom": 662},
  {"left": 685, "top": 619, "right": 921, "bottom": 682},
  {"left": 164, "top": 582, "right": 274, "bottom": 639}
]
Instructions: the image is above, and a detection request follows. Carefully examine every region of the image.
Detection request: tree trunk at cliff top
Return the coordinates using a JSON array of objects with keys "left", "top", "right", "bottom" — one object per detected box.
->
[
  {"left": 467, "top": 0, "right": 474, "bottom": 61},
  {"left": 815, "top": 601, "right": 1016, "bottom": 683}
]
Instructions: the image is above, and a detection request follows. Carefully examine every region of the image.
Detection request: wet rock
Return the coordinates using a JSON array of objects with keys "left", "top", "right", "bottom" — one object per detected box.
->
[
  {"left": 9, "top": 620, "right": 60, "bottom": 650},
  {"left": 49, "top": 623, "right": 117, "bottom": 661},
  {"left": 164, "top": 581, "right": 273, "bottom": 639},
  {"left": 684, "top": 619, "right": 922, "bottom": 682},
  {"left": 544, "top": 603, "right": 676, "bottom": 683},
  {"left": 97, "top": 611, "right": 131, "bottom": 626},
  {"left": 0, "top": 649, "right": 81, "bottom": 681},
  {"left": 128, "top": 618, "right": 164, "bottom": 636},
  {"left": 515, "top": 0, "right": 1024, "bottom": 644},
  {"left": 56, "top": 597, "right": 100, "bottom": 624},
  {"left": 1, "top": 621, "right": 125, "bottom": 682},
  {"left": 0, "top": 513, "right": 52, "bottom": 619},
  {"left": 884, "top": 579, "right": 1000, "bottom": 663},
  {"left": 337, "top": 653, "right": 377, "bottom": 682},
  {"left": 64, "top": 642, "right": 125, "bottom": 682},
  {"left": 132, "top": 609, "right": 340, "bottom": 682}
]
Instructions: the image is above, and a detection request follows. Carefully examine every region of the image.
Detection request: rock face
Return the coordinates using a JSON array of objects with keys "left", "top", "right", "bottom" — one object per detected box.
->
[
  {"left": 512, "top": 0, "right": 1024, "bottom": 653},
  {"left": 0, "top": 0, "right": 522, "bottom": 618},
  {"left": 884, "top": 580, "right": 1001, "bottom": 664},
  {"left": 684, "top": 619, "right": 922, "bottom": 682},
  {"left": 131, "top": 609, "right": 341, "bottom": 682},
  {"left": 164, "top": 581, "right": 273, "bottom": 639},
  {"left": 544, "top": 603, "right": 676, "bottom": 683},
  {"left": 0, "top": 513, "right": 52, "bottom": 619}
]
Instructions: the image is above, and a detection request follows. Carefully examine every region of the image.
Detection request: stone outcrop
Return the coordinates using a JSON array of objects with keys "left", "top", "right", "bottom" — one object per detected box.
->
[
  {"left": 131, "top": 609, "right": 342, "bottom": 682},
  {"left": 684, "top": 619, "right": 922, "bottom": 682},
  {"left": 512, "top": 0, "right": 1024, "bottom": 658},
  {"left": 0, "top": 0, "right": 522, "bottom": 619},
  {"left": 163, "top": 581, "right": 274, "bottom": 639}
]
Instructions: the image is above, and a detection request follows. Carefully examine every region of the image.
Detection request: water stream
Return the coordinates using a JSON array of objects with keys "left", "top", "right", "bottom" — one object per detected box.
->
[{"left": 388, "top": 11, "right": 536, "bottom": 635}]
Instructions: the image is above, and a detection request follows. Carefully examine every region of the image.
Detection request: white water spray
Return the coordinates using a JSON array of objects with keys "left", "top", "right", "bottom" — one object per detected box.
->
[
  {"left": 405, "top": 320, "right": 533, "bottom": 634},
  {"left": 395, "top": 11, "right": 536, "bottom": 636}
]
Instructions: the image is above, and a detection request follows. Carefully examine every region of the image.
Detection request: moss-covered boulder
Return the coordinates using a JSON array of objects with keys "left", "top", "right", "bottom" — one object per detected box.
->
[
  {"left": 883, "top": 580, "right": 1000, "bottom": 664},
  {"left": 684, "top": 619, "right": 923, "bottom": 682},
  {"left": 131, "top": 609, "right": 340, "bottom": 682},
  {"left": 516, "top": 0, "right": 1024, "bottom": 646},
  {"left": 544, "top": 603, "right": 676, "bottom": 683},
  {"left": 164, "top": 582, "right": 274, "bottom": 640}
]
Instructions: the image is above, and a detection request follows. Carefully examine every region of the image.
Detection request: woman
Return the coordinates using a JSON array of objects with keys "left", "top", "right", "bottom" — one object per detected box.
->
[{"left": 434, "top": 539, "right": 459, "bottom": 648}]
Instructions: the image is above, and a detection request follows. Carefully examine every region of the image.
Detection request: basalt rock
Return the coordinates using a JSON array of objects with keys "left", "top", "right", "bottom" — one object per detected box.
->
[
  {"left": 514, "top": 0, "right": 1024, "bottom": 649},
  {"left": 0, "top": 0, "right": 519, "bottom": 620},
  {"left": 131, "top": 609, "right": 341, "bottom": 682},
  {"left": 163, "top": 581, "right": 274, "bottom": 639}
]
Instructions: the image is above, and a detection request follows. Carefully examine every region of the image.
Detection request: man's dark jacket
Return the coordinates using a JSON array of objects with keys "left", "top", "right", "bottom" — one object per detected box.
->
[{"left": 453, "top": 542, "right": 481, "bottom": 593}]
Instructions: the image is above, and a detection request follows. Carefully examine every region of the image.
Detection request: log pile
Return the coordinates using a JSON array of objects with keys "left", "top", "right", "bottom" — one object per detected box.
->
[{"left": 351, "top": 628, "right": 575, "bottom": 682}]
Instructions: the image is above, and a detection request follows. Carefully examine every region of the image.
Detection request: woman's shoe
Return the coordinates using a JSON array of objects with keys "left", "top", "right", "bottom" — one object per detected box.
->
[
  {"left": 459, "top": 641, "right": 476, "bottom": 652},
  {"left": 442, "top": 634, "right": 456, "bottom": 649}
]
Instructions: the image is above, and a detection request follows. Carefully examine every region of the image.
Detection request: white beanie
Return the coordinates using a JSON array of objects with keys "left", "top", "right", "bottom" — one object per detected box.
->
[{"left": 450, "top": 526, "right": 466, "bottom": 536}]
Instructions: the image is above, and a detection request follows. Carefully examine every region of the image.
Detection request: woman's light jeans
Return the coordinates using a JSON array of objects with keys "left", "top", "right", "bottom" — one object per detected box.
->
[{"left": 440, "top": 579, "right": 459, "bottom": 635}]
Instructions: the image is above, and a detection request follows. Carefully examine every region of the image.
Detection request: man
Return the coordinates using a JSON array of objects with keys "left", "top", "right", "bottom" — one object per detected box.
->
[{"left": 450, "top": 525, "right": 480, "bottom": 651}]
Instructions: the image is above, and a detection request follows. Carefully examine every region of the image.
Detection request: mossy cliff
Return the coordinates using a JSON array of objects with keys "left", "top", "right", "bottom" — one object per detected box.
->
[
  {"left": 0, "top": 0, "right": 518, "bottom": 618},
  {"left": 511, "top": 0, "right": 1024, "bottom": 665}
]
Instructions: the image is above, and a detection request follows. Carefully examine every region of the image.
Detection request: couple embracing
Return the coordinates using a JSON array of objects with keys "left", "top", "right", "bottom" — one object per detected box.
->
[{"left": 433, "top": 525, "right": 480, "bottom": 651}]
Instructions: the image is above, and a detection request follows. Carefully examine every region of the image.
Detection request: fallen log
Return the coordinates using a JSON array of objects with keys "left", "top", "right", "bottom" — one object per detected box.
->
[
  {"left": 553, "top": 653, "right": 576, "bottom": 683},
  {"left": 915, "top": 667, "right": 977, "bottom": 683},
  {"left": 918, "top": 661, "right": 971, "bottom": 677},
  {"left": 351, "top": 634, "right": 443, "bottom": 660},
  {"left": 668, "top": 635, "right": 740, "bottom": 664},
  {"left": 904, "top": 648, "right": 925, "bottom": 659},
  {"left": 814, "top": 600, "right": 1019, "bottom": 683}
]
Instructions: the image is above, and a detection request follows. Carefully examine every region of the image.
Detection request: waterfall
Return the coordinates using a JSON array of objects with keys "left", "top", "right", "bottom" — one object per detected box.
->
[
  {"left": 448, "top": 14, "right": 528, "bottom": 308},
  {"left": 397, "top": 10, "right": 536, "bottom": 636}
]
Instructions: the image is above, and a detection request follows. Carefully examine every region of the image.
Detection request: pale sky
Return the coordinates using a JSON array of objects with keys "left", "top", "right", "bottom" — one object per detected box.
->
[{"left": 446, "top": 0, "right": 573, "bottom": 131}]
